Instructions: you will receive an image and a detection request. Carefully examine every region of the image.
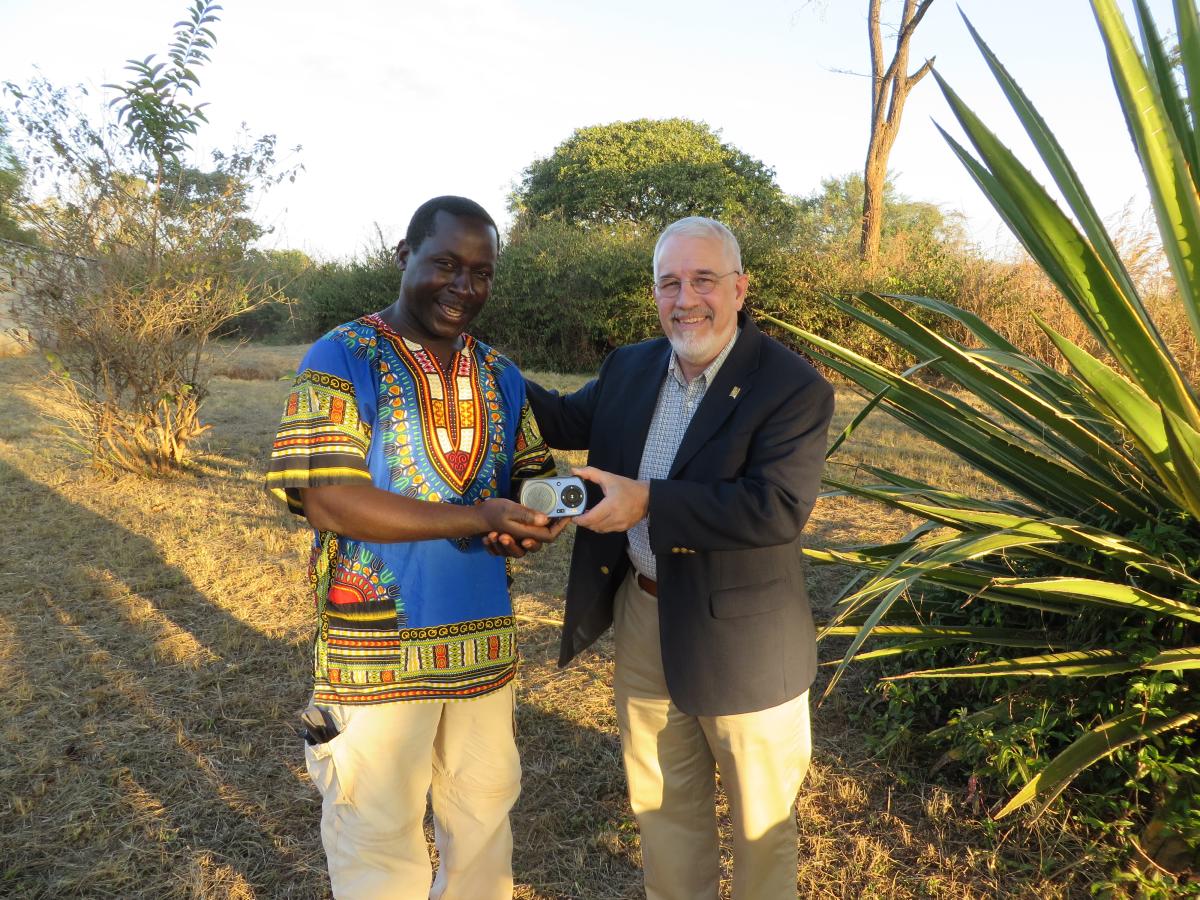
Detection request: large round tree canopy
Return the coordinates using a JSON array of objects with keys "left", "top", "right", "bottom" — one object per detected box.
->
[{"left": 512, "top": 118, "right": 793, "bottom": 231}]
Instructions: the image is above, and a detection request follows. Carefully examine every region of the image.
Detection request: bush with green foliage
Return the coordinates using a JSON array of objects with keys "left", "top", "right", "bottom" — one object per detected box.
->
[
  {"left": 0, "top": 117, "right": 35, "bottom": 245},
  {"left": 795, "top": 172, "right": 959, "bottom": 252},
  {"left": 296, "top": 243, "right": 403, "bottom": 338},
  {"left": 493, "top": 131, "right": 977, "bottom": 373},
  {"left": 744, "top": 203, "right": 972, "bottom": 371},
  {"left": 472, "top": 220, "right": 657, "bottom": 371},
  {"left": 4, "top": 1, "right": 295, "bottom": 473},
  {"left": 225, "top": 238, "right": 406, "bottom": 343},
  {"left": 481, "top": 117, "right": 806, "bottom": 370},
  {"left": 512, "top": 118, "right": 795, "bottom": 233},
  {"left": 218, "top": 247, "right": 314, "bottom": 342},
  {"left": 771, "top": 0, "right": 1200, "bottom": 883}
]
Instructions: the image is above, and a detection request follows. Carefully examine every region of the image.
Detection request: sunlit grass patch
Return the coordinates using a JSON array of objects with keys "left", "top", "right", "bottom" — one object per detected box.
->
[{"left": 0, "top": 346, "right": 1103, "bottom": 898}]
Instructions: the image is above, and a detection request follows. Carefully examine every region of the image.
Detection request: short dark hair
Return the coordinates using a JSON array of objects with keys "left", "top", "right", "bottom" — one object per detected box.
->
[{"left": 405, "top": 196, "right": 497, "bottom": 252}]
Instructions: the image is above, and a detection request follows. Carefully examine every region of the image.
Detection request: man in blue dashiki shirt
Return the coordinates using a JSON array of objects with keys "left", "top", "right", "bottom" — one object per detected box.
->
[{"left": 266, "top": 196, "right": 566, "bottom": 899}]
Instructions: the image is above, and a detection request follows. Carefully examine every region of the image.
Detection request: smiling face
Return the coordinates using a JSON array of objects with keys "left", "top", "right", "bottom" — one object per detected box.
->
[
  {"left": 391, "top": 210, "right": 499, "bottom": 349},
  {"left": 653, "top": 232, "right": 748, "bottom": 381}
]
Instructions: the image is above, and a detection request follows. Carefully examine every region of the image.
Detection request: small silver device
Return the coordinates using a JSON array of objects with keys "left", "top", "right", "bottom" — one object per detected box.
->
[{"left": 519, "top": 475, "right": 587, "bottom": 517}]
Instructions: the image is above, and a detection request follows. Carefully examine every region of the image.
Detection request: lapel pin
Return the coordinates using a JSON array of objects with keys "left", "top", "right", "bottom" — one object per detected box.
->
[{"left": 729, "top": 386, "right": 741, "bottom": 399}]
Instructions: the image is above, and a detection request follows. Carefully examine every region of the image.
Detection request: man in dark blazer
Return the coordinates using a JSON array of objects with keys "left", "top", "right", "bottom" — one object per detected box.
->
[{"left": 516, "top": 217, "right": 835, "bottom": 899}]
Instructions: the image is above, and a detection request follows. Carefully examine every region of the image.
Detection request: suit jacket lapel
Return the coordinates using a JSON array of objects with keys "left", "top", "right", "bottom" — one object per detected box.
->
[
  {"left": 668, "top": 315, "right": 762, "bottom": 479},
  {"left": 620, "top": 340, "right": 672, "bottom": 477}
]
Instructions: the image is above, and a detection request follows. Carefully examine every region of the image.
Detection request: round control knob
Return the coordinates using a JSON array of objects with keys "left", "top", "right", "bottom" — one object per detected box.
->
[{"left": 560, "top": 484, "right": 585, "bottom": 509}]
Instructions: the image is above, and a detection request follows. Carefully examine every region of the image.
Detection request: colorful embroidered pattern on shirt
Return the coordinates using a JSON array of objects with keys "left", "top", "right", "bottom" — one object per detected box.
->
[
  {"left": 326, "top": 543, "right": 404, "bottom": 628},
  {"left": 341, "top": 315, "right": 508, "bottom": 506},
  {"left": 314, "top": 616, "right": 517, "bottom": 704},
  {"left": 267, "top": 370, "right": 372, "bottom": 513},
  {"left": 267, "top": 315, "right": 555, "bottom": 705},
  {"left": 513, "top": 398, "right": 553, "bottom": 476}
]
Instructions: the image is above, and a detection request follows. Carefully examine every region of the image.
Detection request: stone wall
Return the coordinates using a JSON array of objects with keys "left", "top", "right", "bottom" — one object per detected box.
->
[
  {"left": 0, "top": 238, "right": 35, "bottom": 356},
  {"left": 0, "top": 239, "right": 100, "bottom": 356}
]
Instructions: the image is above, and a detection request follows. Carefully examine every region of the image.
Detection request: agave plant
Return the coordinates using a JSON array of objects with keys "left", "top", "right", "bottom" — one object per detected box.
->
[{"left": 765, "top": 0, "right": 1200, "bottom": 831}]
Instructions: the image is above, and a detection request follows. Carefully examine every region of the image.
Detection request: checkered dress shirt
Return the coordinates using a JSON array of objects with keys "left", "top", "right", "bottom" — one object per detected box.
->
[{"left": 627, "top": 330, "right": 740, "bottom": 580}]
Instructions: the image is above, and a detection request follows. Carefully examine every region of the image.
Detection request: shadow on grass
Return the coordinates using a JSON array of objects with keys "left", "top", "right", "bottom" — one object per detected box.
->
[
  {"left": 0, "top": 456, "right": 325, "bottom": 899},
  {"left": 513, "top": 701, "right": 642, "bottom": 900},
  {"left": 0, "top": 442, "right": 641, "bottom": 899}
]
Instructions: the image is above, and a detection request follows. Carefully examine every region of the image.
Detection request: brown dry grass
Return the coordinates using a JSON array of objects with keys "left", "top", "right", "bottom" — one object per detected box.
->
[{"left": 0, "top": 343, "right": 1104, "bottom": 899}]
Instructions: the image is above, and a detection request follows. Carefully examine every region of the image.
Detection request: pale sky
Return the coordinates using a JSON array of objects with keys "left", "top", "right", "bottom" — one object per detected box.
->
[{"left": 0, "top": 0, "right": 1175, "bottom": 260}]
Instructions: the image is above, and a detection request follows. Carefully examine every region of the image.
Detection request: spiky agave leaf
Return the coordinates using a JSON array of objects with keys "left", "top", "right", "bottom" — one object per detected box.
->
[{"left": 782, "top": 0, "right": 1200, "bottom": 824}]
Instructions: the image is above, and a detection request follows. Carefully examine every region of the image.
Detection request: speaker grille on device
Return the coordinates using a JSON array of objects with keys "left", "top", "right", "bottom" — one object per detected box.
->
[{"left": 522, "top": 481, "right": 558, "bottom": 514}]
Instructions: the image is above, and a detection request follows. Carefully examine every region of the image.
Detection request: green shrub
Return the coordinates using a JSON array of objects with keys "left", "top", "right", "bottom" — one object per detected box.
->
[
  {"left": 478, "top": 194, "right": 974, "bottom": 375},
  {"left": 474, "top": 220, "right": 658, "bottom": 371},
  {"left": 5, "top": 2, "right": 293, "bottom": 474},
  {"left": 221, "top": 248, "right": 314, "bottom": 342},
  {"left": 297, "top": 245, "right": 403, "bottom": 338},
  {"left": 778, "top": 0, "right": 1200, "bottom": 883}
]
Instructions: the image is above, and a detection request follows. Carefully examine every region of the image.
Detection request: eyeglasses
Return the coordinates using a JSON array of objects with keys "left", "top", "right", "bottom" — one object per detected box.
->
[{"left": 653, "top": 271, "right": 741, "bottom": 299}]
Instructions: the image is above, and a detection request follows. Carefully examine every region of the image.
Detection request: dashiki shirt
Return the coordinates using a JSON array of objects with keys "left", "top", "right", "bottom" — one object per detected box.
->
[{"left": 267, "top": 314, "right": 553, "bottom": 705}]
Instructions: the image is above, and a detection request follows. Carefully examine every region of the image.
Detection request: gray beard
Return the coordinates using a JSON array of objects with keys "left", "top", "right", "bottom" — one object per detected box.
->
[{"left": 668, "top": 329, "right": 723, "bottom": 369}]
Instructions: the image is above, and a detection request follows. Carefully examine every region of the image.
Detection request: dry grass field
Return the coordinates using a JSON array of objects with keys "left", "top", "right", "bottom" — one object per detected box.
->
[{"left": 0, "top": 342, "right": 1103, "bottom": 898}]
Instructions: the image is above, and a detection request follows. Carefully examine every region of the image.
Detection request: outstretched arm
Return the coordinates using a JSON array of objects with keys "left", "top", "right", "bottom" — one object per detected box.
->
[
  {"left": 525, "top": 363, "right": 607, "bottom": 450},
  {"left": 569, "top": 378, "right": 834, "bottom": 551},
  {"left": 302, "top": 484, "right": 561, "bottom": 545}
]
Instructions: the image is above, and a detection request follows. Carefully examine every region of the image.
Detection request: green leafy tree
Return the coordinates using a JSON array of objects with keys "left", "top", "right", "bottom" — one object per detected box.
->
[
  {"left": 795, "top": 171, "right": 959, "bottom": 250},
  {"left": 222, "top": 247, "right": 316, "bottom": 342},
  {"left": 769, "top": 0, "right": 1200, "bottom": 878},
  {"left": 476, "top": 220, "right": 657, "bottom": 371},
  {"left": 4, "top": 0, "right": 297, "bottom": 473},
  {"left": 0, "top": 116, "right": 35, "bottom": 244},
  {"left": 106, "top": 1, "right": 217, "bottom": 172},
  {"left": 295, "top": 238, "right": 403, "bottom": 338},
  {"left": 157, "top": 157, "right": 268, "bottom": 259},
  {"left": 494, "top": 119, "right": 798, "bottom": 369},
  {"left": 512, "top": 118, "right": 795, "bottom": 231}
]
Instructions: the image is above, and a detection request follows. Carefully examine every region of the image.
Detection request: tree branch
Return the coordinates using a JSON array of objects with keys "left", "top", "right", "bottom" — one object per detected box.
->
[
  {"left": 877, "top": 0, "right": 935, "bottom": 91},
  {"left": 859, "top": 0, "right": 936, "bottom": 264},
  {"left": 897, "top": 0, "right": 935, "bottom": 50},
  {"left": 906, "top": 56, "right": 935, "bottom": 89},
  {"left": 869, "top": 0, "right": 884, "bottom": 115}
]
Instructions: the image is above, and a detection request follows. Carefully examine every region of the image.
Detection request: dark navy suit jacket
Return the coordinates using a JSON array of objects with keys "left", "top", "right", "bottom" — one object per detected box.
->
[{"left": 526, "top": 313, "right": 835, "bottom": 717}]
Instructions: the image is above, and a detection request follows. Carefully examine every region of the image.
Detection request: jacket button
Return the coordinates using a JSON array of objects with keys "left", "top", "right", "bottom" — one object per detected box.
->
[{"left": 600, "top": 565, "right": 610, "bottom": 575}]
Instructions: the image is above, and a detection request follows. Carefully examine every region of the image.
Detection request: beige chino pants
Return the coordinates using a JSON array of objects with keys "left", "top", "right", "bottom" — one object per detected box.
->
[
  {"left": 614, "top": 572, "right": 812, "bottom": 900},
  {"left": 304, "top": 683, "right": 520, "bottom": 900}
]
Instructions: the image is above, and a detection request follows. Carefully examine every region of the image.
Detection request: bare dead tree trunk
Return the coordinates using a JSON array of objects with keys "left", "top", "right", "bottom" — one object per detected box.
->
[{"left": 861, "top": 0, "right": 935, "bottom": 265}]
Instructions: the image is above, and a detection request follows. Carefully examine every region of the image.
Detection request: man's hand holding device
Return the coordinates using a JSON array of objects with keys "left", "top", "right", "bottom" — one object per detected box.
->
[
  {"left": 569, "top": 466, "right": 649, "bottom": 533},
  {"left": 483, "top": 475, "right": 583, "bottom": 557},
  {"left": 519, "top": 475, "right": 588, "bottom": 518},
  {"left": 484, "top": 467, "right": 650, "bottom": 556}
]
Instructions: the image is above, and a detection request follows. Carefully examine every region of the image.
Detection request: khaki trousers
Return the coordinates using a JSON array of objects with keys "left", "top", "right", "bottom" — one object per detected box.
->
[
  {"left": 304, "top": 683, "right": 520, "bottom": 900},
  {"left": 614, "top": 572, "right": 811, "bottom": 900}
]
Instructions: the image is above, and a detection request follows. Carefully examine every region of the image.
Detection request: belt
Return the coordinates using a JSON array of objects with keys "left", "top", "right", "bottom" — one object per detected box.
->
[{"left": 636, "top": 572, "right": 658, "bottom": 597}]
